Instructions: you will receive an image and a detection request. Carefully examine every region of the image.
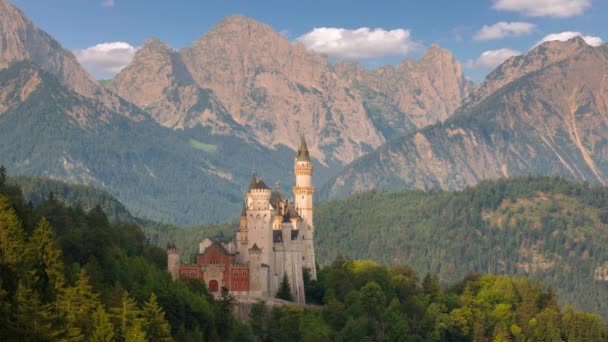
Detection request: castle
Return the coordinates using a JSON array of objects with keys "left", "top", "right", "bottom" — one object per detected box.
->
[{"left": 167, "top": 137, "right": 317, "bottom": 304}]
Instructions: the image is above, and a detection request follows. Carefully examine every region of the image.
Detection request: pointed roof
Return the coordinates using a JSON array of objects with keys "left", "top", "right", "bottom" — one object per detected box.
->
[
  {"left": 252, "top": 179, "right": 271, "bottom": 190},
  {"left": 296, "top": 135, "right": 311, "bottom": 162},
  {"left": 240, "top": 202, "right": 247, "bottom": 217},
  {"left": 248, "top": 171, "right": 257, "bottom": 190}
]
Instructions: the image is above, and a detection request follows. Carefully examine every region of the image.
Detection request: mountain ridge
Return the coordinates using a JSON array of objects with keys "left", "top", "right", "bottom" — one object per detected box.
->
[
  {"left": 321, "top": 38, "right": 608, "bottom": 199},
  {"left": 110, "top": 14, "right": 472, "bottom": 165}
]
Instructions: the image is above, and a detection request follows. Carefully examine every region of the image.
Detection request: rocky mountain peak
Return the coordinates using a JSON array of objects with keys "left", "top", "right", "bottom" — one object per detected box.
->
[
  {"left": 142, "top": 37, "right": 170, "bottom": 50},
  {"left": 460, "top": 37, "right": 593, "bottom": 113},
  {"left": 0, "top": 0, "right": 98, "bottom": 98}
]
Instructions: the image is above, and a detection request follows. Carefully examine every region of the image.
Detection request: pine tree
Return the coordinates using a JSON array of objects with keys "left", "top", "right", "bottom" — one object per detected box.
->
[
  {"left": 276, "top": 273, "right": 294, "bottom": 301},
  {"left": 110, "top": 290, "right": 144, "bottom": 342},
  {"left": 13, "top": 282, "right": 65, "bottom": 341},
  {"left": 91, "top": 306, "right": 115, "bottom": 342},
  {"left": 27, "top": 217, "right": 65, "bottom": 302},
  {"left": 142, "top": 293, "right": 172, "bottom": 342},
  {"left": 0, "top": 195, "right": 26, "bottom": 268},
  {"left": 57, "top": 269, "right": 103, "bottom": 340}
]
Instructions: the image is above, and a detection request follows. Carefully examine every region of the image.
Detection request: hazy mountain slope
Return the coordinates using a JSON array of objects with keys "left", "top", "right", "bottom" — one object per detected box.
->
[
  {"left": 110, "top": 15, "right": 472, "bottom": 165},
  {"left": 0, "top": 61, "right": 279, "bottom": 225},
  {"left": 321, "top": 38, "right": 608, "bottom": 199}
]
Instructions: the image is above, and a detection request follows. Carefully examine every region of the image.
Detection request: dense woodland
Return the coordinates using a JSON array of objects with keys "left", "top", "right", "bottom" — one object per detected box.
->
[
  {"left": 314, "top": 176, "right": 608, "bottom": 318},
  {"left": 150, "top": 176, "right": 608, "bottom": 319},
  {"left": 0, "top": 167, "right": 254, "bottom": 341},
  {"left": 3, "top": 168, "right": 608, "bottom": 340}
]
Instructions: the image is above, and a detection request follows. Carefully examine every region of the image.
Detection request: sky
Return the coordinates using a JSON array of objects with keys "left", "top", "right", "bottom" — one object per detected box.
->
[{"left": 11, "top": 0, "right": 607, "bottom": 82}]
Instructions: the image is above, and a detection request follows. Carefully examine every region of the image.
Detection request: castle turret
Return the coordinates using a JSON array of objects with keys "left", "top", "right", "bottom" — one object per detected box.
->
[
  {"left": 245, "top": 174, "right": 274, "bottom": 269},
  {"left": 167, "top": 244, "right": 180, "bottom": 280},
  {"left": 293, "top": 135, "right": 317, "bottom": 280}
]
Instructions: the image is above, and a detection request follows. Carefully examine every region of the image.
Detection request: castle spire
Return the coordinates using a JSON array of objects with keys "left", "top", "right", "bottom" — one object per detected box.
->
[
  {"left": 296, "top": 135, "right": 311, "bottom": 162},
  {"left": 248, "top": 170, "right": 257, "bottom": 191},
  {"left": 240, "top": 201, "right": 247, "bottom": 217}
]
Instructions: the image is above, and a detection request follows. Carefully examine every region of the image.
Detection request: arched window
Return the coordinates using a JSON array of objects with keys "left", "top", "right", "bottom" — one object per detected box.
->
[
  {"left": 234, "top": 282, "right": 238, "bottom": 288},
  {"left": 190, "top": 271, "right": 195, "bottom": 277},
  {"left": 233, "top": 270, "right": 239, "bottom": 277},
  {"left": 242, "top": 271, "right": 247, "bottom": 276}
]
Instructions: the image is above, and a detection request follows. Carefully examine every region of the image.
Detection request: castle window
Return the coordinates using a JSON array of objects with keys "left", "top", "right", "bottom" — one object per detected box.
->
[
  {"left": 234, "top": 282, "right": 238, "bottom": 288},
  {"left": 242, "top": 271, "right": 247, "bottom": 276},
  {"left": 243, "top": 282, "right": 246, "bottom": 287},
  {"left": 233, "top": 270, "right": 239, "bottom": 277},
  {"left": 190, "top": 271, "right": 195, "bottom": 277}
]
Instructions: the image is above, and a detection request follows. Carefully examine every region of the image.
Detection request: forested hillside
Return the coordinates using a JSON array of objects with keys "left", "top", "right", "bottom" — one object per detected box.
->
[
  {"left": 0, "top": 167, "right": 254, "bottom": 340},
  {"left": 315, "top": 176, "right": 608, "bottom": 317},
  {"left": 2, "top": 168, "right": 607, "bottom": 340}
]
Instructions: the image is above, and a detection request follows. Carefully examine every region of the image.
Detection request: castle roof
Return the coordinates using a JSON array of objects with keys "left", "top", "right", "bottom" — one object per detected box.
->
[
  {"left": 248, "top": 172, "right": 257, "bottom": 190},
  {"left": 252, "top": 179, "right": 271, "bottom": 190},
  {"left": 285, "top": 204, "right": 302, "bottom": 221},
  {"left": 270, "top": 190, "right": 285, "bottom": 210},
  {"left": 201, "top": 238, "right": 236, "bottom": 256},
  {"left": 296, "top": 135, "right": 311, "bottom": 162},
  {"left": 240, "top": 201, "right": 247, "bottom": 217}
]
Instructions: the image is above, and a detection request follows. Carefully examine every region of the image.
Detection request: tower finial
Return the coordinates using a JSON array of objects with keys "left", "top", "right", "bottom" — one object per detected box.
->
[
  {"left": 296, "top": 135, "right": 311, "bottom": 162},
  {"left": 275, "top": 181, "right": 280, "bottom": 191}
]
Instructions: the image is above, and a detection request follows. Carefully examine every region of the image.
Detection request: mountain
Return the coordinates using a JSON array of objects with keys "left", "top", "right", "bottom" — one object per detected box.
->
[
  {"left": 109, "top": 15, "right": 472, "bottom": 165},
  {"left": 321, "top": 38, "right": 608, "bottom": 199},
  {"left": 0, "top": 0, "right": 146, "bottom": 121},
  {"left": 0, "top": 3, "right": 335, "bottom": 225}
]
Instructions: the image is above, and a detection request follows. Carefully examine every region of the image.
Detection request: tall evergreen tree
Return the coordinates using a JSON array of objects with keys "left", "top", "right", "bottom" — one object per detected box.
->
[
  {"left": 276, "top": 273, "right": 294, "bottom": 302},
  {"left": 13, "top": 282, "right": 64, "bottom": 341},
  {"left": 110, "top": 290, "right": 144, "bottom": 342},
  {"left": 142, "top": 293, "right": 172, "bottom": 342},
  {"left": 0, "top": 195, "right": 26, "bottom": 294},
  {"left": 57, "top": 269, "right": 102, "bottom": 340},
  {"left": 91, "top": 306, "right": 115, "bottom": 342},
  {"left": 27, "top": 217, "right": 65, "bottom": 302}
]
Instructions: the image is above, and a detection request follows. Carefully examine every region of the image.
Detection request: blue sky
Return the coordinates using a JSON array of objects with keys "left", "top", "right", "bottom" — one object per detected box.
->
[{"left": 11, "top": 0, "right": 607, "bottom": 82}]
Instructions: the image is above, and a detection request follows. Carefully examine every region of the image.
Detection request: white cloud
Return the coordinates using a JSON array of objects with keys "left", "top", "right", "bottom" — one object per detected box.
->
[
  {"left": 297, "top": 27, "right": 420, "bottom": 59},
  {"left": 465, "top": 48, "right": 522, "bottom": 69},
  {"left": 74, "top": 42, "right": 136, "bottom": 79},
  {"left": 101, "top": 0, "right": 114, "bottom": 8},
  {"left": 535, "top": 31, "right": 603, "bottom": 46},
  {"left": 474, "top": 22, "right": 536, "bottom": 41},
  {"left": 493, "top": 0, "right": 591, "bottom": 17}
]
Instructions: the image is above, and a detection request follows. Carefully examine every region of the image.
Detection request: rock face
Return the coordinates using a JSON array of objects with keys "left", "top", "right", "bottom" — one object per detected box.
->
[
  {"left": 0, "top": 0, "right": 149, "bottom": 122},
  {"left": 0, "top": 0, "right": 98, "bottom": 97},
  {"left": 109, "top": 15, "right": 472, "bottom": 164},
  {"left": 321, "top": 38, "right": 608, "bottom": 199}
]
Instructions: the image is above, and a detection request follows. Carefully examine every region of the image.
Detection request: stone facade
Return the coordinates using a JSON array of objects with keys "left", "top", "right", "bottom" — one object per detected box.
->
[{"left": 168, "top": 137, "right": 317, "bottom": 304}]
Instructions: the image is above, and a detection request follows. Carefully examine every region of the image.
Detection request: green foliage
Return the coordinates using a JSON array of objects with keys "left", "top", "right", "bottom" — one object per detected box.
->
[
  {"left": 276, "top": 273, "right": 294, "bottom": 302},
  {"left": 253, "top": 258, "right": 608, "bottom": 341},
  {"left": 0, "top": 171, "right": 253, "bottom": 340},
  {"left": 142, "top": 293, "right": 172, "bottom": 341},
  {"left": 313, "top": 176, "right": 608, "bottom": 317}
]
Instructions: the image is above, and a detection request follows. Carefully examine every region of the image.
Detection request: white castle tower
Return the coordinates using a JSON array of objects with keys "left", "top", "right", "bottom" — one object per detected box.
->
[{"left": 293, "top": 136, "right": 317, "bottom": 280}]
